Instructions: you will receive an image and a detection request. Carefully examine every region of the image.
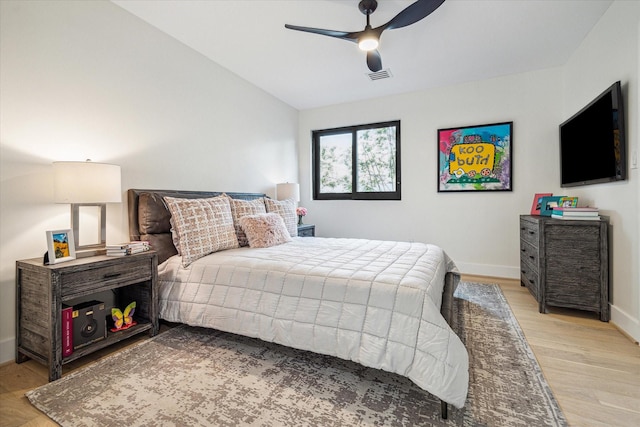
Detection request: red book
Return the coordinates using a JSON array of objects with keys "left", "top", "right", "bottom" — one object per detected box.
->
[{"left": 62, "top": 305, "right": 73, "bottom": 357}]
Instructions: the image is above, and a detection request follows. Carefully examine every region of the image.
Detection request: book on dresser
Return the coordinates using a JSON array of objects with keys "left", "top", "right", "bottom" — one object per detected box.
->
[{"left": 551, "top": 207, "right": 600, "bottom": 220}]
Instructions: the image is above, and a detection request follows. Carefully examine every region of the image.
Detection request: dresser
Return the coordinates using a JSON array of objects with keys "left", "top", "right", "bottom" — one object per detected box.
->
[{"left": 519, "top": 215, "right": 609, "bottom": 321}]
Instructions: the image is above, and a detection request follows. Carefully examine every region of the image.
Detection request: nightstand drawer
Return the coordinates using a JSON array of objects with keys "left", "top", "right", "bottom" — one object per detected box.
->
[
  {"left": 297, "top": 224, "right": 315, "bottom": 237},
  {"left": 61, "top": 258, "right": 152, "bottom": 296}
]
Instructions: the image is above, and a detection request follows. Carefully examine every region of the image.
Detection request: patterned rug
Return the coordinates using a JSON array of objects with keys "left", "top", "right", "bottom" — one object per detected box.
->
[{"left": 26, "top": 282, "right": 567, "bottom": 426}]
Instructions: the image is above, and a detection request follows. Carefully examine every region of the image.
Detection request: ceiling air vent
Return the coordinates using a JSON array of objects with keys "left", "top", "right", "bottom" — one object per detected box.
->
[{"left": 367, "top": 69, "right": 392, "bottom": 81}]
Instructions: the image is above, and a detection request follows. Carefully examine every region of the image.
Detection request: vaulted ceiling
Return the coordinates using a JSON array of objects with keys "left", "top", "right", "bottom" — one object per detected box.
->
[{"left": 112, "top": 0, "right": 613, "bottom": 110}]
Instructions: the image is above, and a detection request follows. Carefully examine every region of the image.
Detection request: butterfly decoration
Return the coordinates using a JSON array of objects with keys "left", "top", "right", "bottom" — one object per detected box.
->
[{"left": 111, "top": 301, "right": 137, "bottom": 332}]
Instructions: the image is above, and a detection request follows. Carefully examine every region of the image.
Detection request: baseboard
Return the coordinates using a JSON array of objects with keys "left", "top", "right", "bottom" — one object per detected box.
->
[
  {"left": 456, "top": 262, "right": 520, "bottom": 280},
  {"left": 611, "top": 305, "right": 640, "bottom": 345},
  {"left": 0, "top": 336, "right": 15, "bottom": 364}
]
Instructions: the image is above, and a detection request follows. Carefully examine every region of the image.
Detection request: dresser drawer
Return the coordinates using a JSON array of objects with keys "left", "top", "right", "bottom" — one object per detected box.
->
[
  {"left": 520, "top": 219, "right": 539, "bottom": 247},
  {"left": 520, "top": 260, "right": 539, "bottom": 300},
  {"left": 61, "top": 258, "right": 152, "bottom": 296},
  {"left": 520, "top": 240, "right": 538, "bottom": 270}
]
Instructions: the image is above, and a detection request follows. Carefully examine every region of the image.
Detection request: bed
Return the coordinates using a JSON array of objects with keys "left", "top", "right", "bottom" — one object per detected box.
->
[{"left": 127, "top": 189, "right": 469, "bottom": 417}]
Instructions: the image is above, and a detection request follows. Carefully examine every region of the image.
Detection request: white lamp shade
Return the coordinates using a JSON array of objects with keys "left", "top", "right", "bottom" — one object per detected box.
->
[
  {"left": 276, "top": 182, "right": 300, "bottom": 202},
  {"left": 53, "top": 161, "right": 122, "bottom": 203}
]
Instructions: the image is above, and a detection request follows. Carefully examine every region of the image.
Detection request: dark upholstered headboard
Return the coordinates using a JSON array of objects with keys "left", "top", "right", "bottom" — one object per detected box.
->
[{"left": 127, "top": 189, "right": 266, "bottom": 264}]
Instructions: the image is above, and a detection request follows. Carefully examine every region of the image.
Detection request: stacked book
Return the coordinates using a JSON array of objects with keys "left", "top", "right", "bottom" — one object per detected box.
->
[
  {"left": 106, "top": 241, "right": 151, "bottom": 256},
  {"left": 551, "top": 207, "right": 600, "bottom": 220}
]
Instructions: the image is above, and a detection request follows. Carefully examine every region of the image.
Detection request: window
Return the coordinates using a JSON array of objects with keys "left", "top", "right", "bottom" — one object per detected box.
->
[{"left": 312, "top": 121, "right": 401, "bottom": 200}]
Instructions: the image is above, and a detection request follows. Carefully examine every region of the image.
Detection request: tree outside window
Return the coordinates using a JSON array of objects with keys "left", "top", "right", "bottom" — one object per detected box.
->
[{"left": 313, "top": 121, "right": 401, "bottom": 200}]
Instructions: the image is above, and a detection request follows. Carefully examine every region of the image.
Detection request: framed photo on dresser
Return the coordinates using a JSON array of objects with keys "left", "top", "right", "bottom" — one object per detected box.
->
[{"left": 530, "top": 193, "right": 552, "bottom": 215}]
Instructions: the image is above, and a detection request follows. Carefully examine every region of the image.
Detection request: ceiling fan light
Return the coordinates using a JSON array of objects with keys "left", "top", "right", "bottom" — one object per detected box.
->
[{"left": 358, "top": 37, "right": 378, "bottom": 51}]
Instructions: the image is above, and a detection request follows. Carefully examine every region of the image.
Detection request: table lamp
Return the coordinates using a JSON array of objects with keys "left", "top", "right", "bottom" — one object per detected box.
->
[
  {"left": 53, "top": 160, "right": 122, "bottom": 256},
  {"left": 276, "top": 182, "right": 300, "bottom": 202}
]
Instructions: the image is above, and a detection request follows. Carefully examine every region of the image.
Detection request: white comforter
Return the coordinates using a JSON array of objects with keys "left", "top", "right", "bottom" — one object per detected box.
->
[{"left": 158, "top": 237, "right": 469, "bottom": 407}]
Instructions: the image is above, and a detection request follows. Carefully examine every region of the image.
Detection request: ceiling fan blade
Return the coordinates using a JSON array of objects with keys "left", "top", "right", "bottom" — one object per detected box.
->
[
  {"left": 284, "top": 24, "right": 360, "bottom": 43},
  {"left": 381, "top": 0, "right": 445, "bottom": 31},
  {"left": 366, "top": 50, "right": 382, "bottom": 72}
]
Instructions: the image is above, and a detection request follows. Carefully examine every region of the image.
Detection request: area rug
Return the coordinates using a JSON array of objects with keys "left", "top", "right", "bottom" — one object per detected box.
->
[{"left": 26, "top": 282, "right": 567, "bottom": 426}]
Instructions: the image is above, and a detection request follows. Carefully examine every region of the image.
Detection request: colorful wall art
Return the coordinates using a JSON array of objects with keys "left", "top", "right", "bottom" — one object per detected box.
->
[{"left": 438, "top": 122, "right": 512, "bottom": 192}]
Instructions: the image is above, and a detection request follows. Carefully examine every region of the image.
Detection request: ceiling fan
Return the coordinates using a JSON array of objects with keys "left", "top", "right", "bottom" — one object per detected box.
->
[{"left": 285, "top": 0, "right": 446, "bottom": 73}]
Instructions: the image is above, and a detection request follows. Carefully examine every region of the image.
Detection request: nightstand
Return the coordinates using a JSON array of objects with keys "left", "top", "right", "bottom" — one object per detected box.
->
[
  {"left": 297, "top": 224, "right": 315, "bottom": 237},
  {"left": 15, "top": 251, "right": 158, "bottom": 380}
]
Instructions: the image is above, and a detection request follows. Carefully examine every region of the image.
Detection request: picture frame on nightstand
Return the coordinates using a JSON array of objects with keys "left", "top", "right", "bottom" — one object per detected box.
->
[{"left": 45, "top": 229, "right": 76, "bottom": 264}]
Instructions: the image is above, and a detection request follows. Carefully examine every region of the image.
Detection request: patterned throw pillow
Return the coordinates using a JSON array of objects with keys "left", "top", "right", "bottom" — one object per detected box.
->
[
  {"left": 228, "top": 196, "right": 267, "bottom": 247},
  {"left": 163, "top": 196, "right": 239, "bottom": 267},
  {"left": 264, "top": 198, "right": 298, "bottom": 237},
  {"left": 239, "top": 213, "right": 292, "bottom": 248}
]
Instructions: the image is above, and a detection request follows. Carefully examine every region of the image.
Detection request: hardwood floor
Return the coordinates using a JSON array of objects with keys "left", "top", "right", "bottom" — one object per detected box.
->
[
  {"left": 1, "top": 276, "right": 639, "bottom": 426},
  {"left": 466, "top": 275, "right": 640, "bottom": 427}
]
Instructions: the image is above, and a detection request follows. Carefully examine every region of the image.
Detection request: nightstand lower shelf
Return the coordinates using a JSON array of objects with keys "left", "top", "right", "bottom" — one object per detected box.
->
[{"left": 63, "top": 322, "right": 154, "bottom": 364}]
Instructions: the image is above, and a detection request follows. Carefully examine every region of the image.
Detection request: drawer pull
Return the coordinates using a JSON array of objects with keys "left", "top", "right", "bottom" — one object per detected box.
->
[
  {"left": 103, "top": 272, "right": 122, "bottom": 279},
  {"left": 528, "top": 231, "right": 535, "bottom": 235}
]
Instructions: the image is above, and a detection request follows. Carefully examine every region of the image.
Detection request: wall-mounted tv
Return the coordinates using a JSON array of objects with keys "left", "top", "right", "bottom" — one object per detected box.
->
[{"left": 559, "top": 81, "right": 626, "bottom": 187}]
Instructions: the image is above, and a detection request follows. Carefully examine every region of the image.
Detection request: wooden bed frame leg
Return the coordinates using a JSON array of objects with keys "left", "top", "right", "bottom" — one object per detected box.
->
[{"left": 440, "top": 400, "right": 448, "bottom": 419}]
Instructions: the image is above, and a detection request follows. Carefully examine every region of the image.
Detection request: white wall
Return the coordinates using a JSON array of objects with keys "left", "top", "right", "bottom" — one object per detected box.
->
[
  {"left": 299, "top": 2, "right": 640, "bottom": 342},
  {"left": 2, "top": 1, "right": 638, "bottom": 367},
  {"left": 299, "top": 68, "right": 564, "bottom": 278},
  {"left": 561, "top": 1, "right": 640, "bottom": 341},
  {"left": 0, "top": 1, "right": 298, "bottom": 363}
]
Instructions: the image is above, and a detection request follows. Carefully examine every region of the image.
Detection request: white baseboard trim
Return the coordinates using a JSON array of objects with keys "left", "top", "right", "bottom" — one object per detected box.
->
[
  {"left": 456, "top": 262, "right": 520, "bottom": 280},
  {"left": 611, "top": 305, "right": 640, "bottom": 344},
  {"left": 0, "top": 336, "right": 15, "bottom": 365}
]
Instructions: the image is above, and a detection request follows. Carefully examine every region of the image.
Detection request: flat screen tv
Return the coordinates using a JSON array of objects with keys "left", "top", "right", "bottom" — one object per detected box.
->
[{"left": 559, "top": 81, "right": 626, "bottom": 187}]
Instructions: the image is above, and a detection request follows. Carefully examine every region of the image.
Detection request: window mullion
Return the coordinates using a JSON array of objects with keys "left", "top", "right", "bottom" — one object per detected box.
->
[{"left": 351, "top": 130, "right": 358, "bottom": 198}]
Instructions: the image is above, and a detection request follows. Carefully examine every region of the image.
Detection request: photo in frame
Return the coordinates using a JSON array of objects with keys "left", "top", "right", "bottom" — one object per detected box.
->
[
  {"left": 438, "top": 122, "right": 512, "bottom": 192},
  {"left": 558, "top": 196, "right": 578, "bottom": 208},
  {"left": 539, "top": 196, "right": 565, "bottom": 217},
  {"left": 46, "top": 229, "right": 76, "bottom": 264},
  {"left": 530, "top": 193, "right": 553, "bottom": 215}
]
